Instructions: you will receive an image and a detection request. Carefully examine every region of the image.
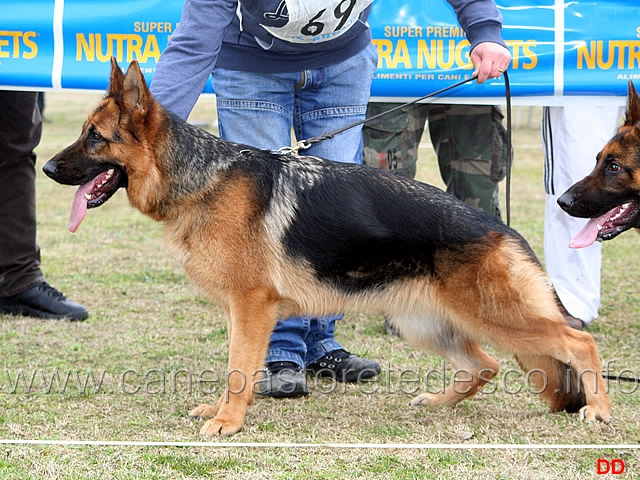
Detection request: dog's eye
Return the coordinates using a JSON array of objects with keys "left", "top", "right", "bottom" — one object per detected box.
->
[
  {"left": 87, "top": 126, "right": 104, "bottom": 143},
  {"left": 608, "top": 162, "right": 620, "bottom": 172}
]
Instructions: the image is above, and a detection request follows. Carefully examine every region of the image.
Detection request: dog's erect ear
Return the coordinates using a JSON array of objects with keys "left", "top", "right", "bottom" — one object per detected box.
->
[
  {"left": 109, "top": 56, "right": 125, "bottom": 95},
  {"left": 624, "top": 81, "right": 640, "bottom": 127},
  {"left": 121, "top": 60, "right": 152, "bottom": 116}
]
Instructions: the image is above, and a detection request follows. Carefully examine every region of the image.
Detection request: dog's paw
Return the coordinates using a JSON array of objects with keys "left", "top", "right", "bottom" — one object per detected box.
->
[
  {"left": 410, "top": 392, "right": 461, "bottom": 407},
  {"left": 409, "top": 393, "right": 437, "bottom": 407},
  {"left": 199, "top": 417, "right": 243, "bottom": 437},
  {"left": 189, "top": 403, "right": 219, "bottom": 419},
  {"left": 579, "top": 405, "right": 612, "bottom": 424}
]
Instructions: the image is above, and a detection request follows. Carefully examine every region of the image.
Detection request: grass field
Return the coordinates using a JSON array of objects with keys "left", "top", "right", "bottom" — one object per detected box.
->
[{"left": 0, "top": 92, "right": 638, "bottom": 479}]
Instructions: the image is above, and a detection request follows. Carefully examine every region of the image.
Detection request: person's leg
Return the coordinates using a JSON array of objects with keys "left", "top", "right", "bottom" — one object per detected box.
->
[
  {"left": 291, "top": 44, "right": 380, "bottom": 376},
  {"left": 362, "top": 102, "right": 428, "bottom": 179},
  {"left": 361, "top": 101, "right": 429, "bottom": 337},
  {"left": 211, "top": 68, "right": 311, "bottom": 395},
  {"left": 295, "top": 43, "right": 378, "bottom": 165},
  {"left": 428, "top": 104, "right": 506, "bottom": 218},
  {"left": 211, "top": 68, "right": 296, "bottom": 151},
  {"left": 212, "top": 65, "right": 380, "bottom": 395},
  {"left": 0, "top": 91, "right": 44, "bottom": 297},
  {"left": 0, "top": 91, "right": 88, "bottom": 321},
  {"left": 542, "top": 105, "right": 623, "bottom": 327}
]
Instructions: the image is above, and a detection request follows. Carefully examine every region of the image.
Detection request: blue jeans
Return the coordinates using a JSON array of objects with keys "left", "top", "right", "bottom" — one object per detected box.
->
[{"left": 211, "top": 43, "right": 377, "bottom": 368}]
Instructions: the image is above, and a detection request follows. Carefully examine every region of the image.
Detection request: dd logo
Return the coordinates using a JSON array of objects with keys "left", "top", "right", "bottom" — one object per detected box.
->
[{"left": 597, "top": 458, "right": 625, "bottom": 475}]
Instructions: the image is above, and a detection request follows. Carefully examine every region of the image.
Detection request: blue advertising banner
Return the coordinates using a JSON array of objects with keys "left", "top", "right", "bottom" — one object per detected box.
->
[
  {"left": 1, "top": 0, "right": 638, "bottom": 104},
  {"left": 60, "top": 0, "right": 180, "bottom": 90},
  {"left": 368, "top": 0, "right": 556, "bottom": 99},
  {"left": 1, "top": 1, "right": 56, "bottom": 88},
  {"left": 563, "top": 1, "right": 640, "bottom": 96}
]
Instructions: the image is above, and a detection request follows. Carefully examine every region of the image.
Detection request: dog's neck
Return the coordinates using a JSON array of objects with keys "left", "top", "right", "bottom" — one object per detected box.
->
[{"left": 140, "top": 111, "right": 249, "bottom": 219}]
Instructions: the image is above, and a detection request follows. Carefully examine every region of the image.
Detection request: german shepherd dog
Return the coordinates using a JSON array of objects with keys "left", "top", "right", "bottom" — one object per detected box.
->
[
  {"left": 43, "top": 59, "right": 611, "bottom": 436},
  {"left": 559, "top": 81, "right": 640, "bottom": 248}
]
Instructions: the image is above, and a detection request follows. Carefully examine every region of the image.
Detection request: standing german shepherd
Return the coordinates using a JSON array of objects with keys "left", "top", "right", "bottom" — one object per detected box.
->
[
  {"left": 43, "top": 59, "right": 611, "bottom": 436},
  {"left": 559, "top": 81, "right": 640, "bottom": 247}
]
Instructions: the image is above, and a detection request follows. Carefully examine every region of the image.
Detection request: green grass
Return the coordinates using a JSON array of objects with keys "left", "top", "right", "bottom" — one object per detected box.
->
[{"left": 0, "top": 93, "right": 638, "bottom": 478}]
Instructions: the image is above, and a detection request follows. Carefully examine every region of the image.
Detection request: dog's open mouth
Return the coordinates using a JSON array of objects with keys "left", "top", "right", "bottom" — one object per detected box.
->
[
  {"left": 70, "top": 167, "right": 124, "bottom": 232},
  {"left": 569, "top": 201, "right": 640, "bottom": 248}
]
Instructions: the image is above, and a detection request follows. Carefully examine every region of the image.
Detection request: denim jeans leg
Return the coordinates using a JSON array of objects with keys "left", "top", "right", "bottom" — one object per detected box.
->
[
  {"left": 291, "top": 44, "right": 377, "bottom": 364},
  {"left": 211, "top": 68, "right": 297, "bottom": 151},
  {"left": 304, "top": 315, "right": 344, "bottom": 365},
  {"left": 265, "top": 316, "right": 311, "bottom": 368},
  {"left": 210, "top": 47, "right": 377, "bottom": 368},
  {"left": 294, "top": 42, "right": 378, "bottom": 164}
]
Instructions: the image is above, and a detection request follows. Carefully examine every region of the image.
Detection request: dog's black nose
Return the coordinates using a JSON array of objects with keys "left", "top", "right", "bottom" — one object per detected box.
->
[
  {"left": 557, "top": 191, "right": 575, "bottom": 212},
  {"left": 42, "top": 160, "right": 57, "bottom": 178}
]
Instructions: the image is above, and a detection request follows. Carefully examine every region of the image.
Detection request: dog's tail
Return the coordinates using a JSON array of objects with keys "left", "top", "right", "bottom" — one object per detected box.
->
[{"left": 515, "top": 354, "right": 587, "bottom": 413}]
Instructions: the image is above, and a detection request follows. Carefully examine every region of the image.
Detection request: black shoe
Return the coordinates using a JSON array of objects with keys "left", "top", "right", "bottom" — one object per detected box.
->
[
  {"left": 557, "top": 302, "right": 585, "bottom": 330},
  {"left": 0, "top": 282, "right": 88, "bottom": 321},
  {"left": 306, "top": 349, "right": 381, "bottom": 383},
  {"left": 255, "top": 361, "right": 309, "bottom": 398}
]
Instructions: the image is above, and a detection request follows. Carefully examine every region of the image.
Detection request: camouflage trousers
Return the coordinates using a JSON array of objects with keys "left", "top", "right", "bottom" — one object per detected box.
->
[{"left": 362, "top": 103, "right": 509, "bottom": 218}]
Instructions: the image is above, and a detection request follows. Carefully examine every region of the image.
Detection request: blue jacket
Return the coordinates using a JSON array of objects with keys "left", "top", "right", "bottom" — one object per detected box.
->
[{"left": 151, "top": 0, "right": 506, "bottom": 120}]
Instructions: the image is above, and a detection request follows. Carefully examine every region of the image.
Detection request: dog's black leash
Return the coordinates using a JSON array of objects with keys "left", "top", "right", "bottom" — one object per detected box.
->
[
  {"left": 280, "top": 75, "right": 477, "bottom": 154},
  {"left": 602, "top": 373, "right": 639, "bottom": 383},
  {"left": 503, "top": 71, "right": 512, "bottom": 226},
  {"left": 282, "top": 72, "right": 514, "bottom": 225}
]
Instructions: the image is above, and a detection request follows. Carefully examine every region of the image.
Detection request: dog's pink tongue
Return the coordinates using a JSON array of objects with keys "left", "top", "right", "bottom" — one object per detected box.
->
[
  {"left": 69, "top": 181, "right": 96, "bottom": 233},
  {"left": 569, "top": 210, "right": 614, "bottom": 249}
]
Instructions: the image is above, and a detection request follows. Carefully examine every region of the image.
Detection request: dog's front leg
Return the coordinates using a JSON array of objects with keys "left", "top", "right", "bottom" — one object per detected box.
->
[{"left": 191, "top": 288, "right": 279, "bottom": 436}]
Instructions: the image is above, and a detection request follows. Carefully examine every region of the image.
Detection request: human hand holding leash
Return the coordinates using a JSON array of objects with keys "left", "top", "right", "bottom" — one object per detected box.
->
[{"left": 471, "top": 41, "right": 512, "bottom": 83}]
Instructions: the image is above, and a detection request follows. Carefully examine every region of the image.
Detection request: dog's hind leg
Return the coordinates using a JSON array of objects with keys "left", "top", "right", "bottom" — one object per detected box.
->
[
  {"left": 482, "top": 318, "right": 611, "bottom": 422},
  {"left": 437, "top": 239, "right": 611, "bottom": 422},
  {"left": 507, "top": 326, "right": 611, "bottom": 423},
  {"left": 467, "top": 254, "right": 611, "bottom": 421},
  {"left": 486, "top": 257, "right": 610, "bottom": 421},
  {"left": 409, "top": 335, "right": 499, "bottom": 407},
  {"left": 191, "top": 288, "right": 279, "bottom": 436}
]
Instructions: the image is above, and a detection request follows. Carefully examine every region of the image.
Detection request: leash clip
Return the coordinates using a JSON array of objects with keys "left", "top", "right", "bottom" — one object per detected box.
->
[{"left": 277, "top": 140, "right": 312, "bottom": 156}]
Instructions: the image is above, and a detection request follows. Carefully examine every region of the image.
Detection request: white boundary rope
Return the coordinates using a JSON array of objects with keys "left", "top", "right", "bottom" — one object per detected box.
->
[{"left": 0, "top": 440, "right": 638, "bottom": 449}]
